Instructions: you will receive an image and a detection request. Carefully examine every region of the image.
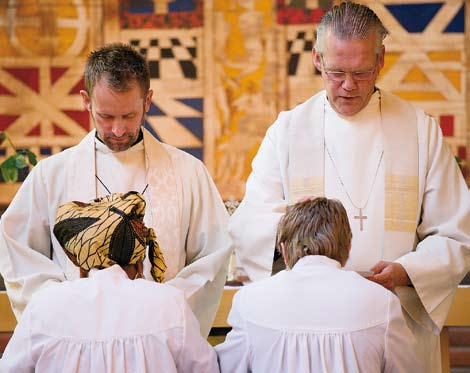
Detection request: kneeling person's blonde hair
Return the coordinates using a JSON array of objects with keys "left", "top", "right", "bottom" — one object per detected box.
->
[{"left": 276, "top": 197, "right": 352, "bottom": 268}]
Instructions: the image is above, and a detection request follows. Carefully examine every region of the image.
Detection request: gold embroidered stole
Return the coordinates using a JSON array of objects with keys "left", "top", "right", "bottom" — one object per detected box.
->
[{"left": 287, "top": 90, "right": 419, "bottom": 259}]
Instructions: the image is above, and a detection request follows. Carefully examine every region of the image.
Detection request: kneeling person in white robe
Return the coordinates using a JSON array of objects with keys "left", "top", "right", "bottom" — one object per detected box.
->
[
  {"left": 0, "top": 192, "right": 218, "bottom": 373},
  {"left": 217, "top": 197, "right": 422, "bottom": 373}
]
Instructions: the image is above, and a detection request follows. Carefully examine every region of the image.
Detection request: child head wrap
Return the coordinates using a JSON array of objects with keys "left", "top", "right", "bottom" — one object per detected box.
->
[{"left": 53, "top": 191, "right": 166, "bottom": 282}]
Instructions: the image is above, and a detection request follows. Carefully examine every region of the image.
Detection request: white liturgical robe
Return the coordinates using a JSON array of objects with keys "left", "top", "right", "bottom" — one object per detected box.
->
[
  {"left": 0, "top": 265, "right": 219, "bottom": 373},
  {"left": 0, "top": 128, "right": 232, "bottom": 337},
  {"left": 216, "top": 256, "right": 422, "bottom": 373},
  {"left": 229, "top": 89, "right": 470, "bottom": 371}
]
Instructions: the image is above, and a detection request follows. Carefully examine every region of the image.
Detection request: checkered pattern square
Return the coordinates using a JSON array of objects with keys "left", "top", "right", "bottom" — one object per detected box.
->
[{"left": 130, "top": 37, "right": 197, "bottom": 79}]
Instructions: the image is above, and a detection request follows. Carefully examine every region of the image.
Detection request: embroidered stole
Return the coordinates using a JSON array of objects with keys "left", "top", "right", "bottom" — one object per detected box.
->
[{"left": 287, "top": 90, "right": 419, "bottom": 264}]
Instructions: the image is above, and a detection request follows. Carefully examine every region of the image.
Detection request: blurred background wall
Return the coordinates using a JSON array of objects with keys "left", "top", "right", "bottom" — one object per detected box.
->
[{"left": 0, "top": 0, "right": 468, "bottom": 204}]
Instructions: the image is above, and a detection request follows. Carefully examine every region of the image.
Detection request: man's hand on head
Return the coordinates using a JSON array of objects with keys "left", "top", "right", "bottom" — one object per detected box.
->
[{"left": 366, "top": 261, "right": 411, "bottom": 291}]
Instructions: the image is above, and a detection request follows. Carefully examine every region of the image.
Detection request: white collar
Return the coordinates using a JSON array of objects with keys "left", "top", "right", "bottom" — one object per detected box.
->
[
  {"left": 88, "top": 264, "right": 129, "bottom": 280},
  {"left": 291, "top": 255, "right": 342, "bottom": 272}
]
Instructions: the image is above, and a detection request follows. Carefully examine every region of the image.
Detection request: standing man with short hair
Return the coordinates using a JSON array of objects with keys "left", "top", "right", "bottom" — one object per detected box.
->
[
  {"left": 0, "top": 43, "right": 232, "bottom": 338},
  {"left": 229, "top": 2, "right": 469, "bottom": 370}
]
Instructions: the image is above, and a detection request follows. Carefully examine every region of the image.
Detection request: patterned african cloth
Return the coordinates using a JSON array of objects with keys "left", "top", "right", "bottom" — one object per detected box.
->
[{"left": 53, "top": 191, "right": 166, "bottom": 283}]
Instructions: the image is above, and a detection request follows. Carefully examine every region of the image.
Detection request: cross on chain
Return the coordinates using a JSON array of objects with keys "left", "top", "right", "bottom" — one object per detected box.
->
[{"left": 354, "top": 208, "right": 367, "bottom": 231}]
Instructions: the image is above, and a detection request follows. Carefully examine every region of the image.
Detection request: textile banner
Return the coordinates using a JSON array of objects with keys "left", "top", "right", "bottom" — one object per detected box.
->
[{"left": 0, "top": 1, "right": 467, "bottom": 203}]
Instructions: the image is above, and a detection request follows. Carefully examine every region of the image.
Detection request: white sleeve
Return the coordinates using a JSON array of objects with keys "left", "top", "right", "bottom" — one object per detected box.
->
[
  {"left": 215, "top": 291, "right": 252, "bottom": 373},
  {"left": 228, "top": 118, "right": 288, "bottom": 282},
  {"left": 396, "top": 116, "right": 470, "bottom": 329},
  {"left": 176, "top": 299, "right": 219, "bottom": 373},
  {"left": 0, "top": 303, "right": 35, "bottom": 372},
  {"left": 165, "top": 158, "right": 232, "bottom": 338},
  {"left": 0, "top": 161, "right": 65, "bottom": 319},
  {"left": 383, "top": 294, "right": 424, "bottom": 373}
]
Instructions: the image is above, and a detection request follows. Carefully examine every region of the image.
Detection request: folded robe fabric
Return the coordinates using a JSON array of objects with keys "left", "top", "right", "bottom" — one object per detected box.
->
[{"left": 53, "top": 191, "right": 166, "bottom": 283}]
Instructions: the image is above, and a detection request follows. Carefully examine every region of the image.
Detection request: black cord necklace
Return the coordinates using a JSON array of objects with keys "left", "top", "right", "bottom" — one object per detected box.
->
[{"left": 95, "top": 174, "right": 149, "bottom": 195}]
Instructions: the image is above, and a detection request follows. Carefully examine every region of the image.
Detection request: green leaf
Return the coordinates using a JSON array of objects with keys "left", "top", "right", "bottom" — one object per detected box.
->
[
  {"left": 25, "top": 149, "right": 37, "bottom": 166},
  {"left": 18, "top": 149, "right": 38, "bottom": 166},
  {"left": 0, "top": 132, "right": 38, "bottom": 176},
  {"left": 1, "top": 156, "right": 19, "bottom": 183},
  {"left": 14, "top": 154, "right": 27, "bottom": 169},
  {"left": 0, "top": 163, "right": 18, "bottom": 183},
  {"left": 1, "top": 155, "right": 16, "bottom": 169}
]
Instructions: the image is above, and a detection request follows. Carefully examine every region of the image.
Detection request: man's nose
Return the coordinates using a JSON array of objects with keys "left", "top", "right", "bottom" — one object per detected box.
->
[
  {"left": 342, "top": 73, "right": 358, "bottom": 90},
  {"left": 111, "top": 121, "right": 126, "bottom": 137}
]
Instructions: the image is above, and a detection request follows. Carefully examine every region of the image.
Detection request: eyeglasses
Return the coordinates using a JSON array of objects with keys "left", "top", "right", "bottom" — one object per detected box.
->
[{"left": 320, "top": 55, "right": 378, "bottom": 82}]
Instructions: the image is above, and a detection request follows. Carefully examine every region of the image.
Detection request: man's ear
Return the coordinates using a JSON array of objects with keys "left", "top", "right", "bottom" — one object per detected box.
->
[
  {"left": 378, "top": 44, "right": 386, "bottom": 71},
  {"left": 80, "top": 90, "right": 91, "bottom": 112},
  {"left": 281, "top": 242, "right": 290, "bottom": 269},
  {"left": 144, "top": 89, "right": 153, "bottom": 113},
  {"left": 312, "top": 48, "right": 322, "bottom": 72}
]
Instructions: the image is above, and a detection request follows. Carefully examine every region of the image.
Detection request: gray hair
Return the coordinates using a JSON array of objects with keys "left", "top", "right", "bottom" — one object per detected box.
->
[{"left": 315, "top": 2, "right": 388, "bottom": 54}]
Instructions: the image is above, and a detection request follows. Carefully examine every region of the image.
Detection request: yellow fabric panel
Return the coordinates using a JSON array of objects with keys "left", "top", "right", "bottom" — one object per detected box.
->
[
  {"left": 442, "top": 70, "right": 461, "bottom": 92},
  {"left": 427, "top": 51, "right": 461, "bottom": 62},
  {"left": 380, "top": 52, "right": 402, "bottom": 77},
  {"left": 403, "top": 66, "right": 429, "bottom": 83},
  {"left": 385, "top": 174, "right": 418, "bottom": 232},
  {"left": 57, "top": 2, "right": 79, "bottom": 18},
  {"left": 393, "top": 91, "right": 445, "bottom": 101},
  {"left": 0, "top": 31, "right": 15, "bottom": 57}
]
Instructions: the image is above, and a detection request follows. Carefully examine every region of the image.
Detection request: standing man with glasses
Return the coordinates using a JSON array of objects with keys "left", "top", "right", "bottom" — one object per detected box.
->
[{"left": 229, "top": 2, "right": 469, "bottom": 371}]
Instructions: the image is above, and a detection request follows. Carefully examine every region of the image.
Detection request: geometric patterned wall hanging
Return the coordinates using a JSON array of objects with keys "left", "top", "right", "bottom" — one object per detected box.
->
[
  {"left": 277, "top": 1, "right": 330, "bottom": 109},
  {"left": 0, "top": 1, "right": 103, "bottom": 204},
  {"left": 371, "top": 1, "right": 467, "bottom": 179},
  {"left": 116, "top": 1, "right": 205, "bottom": 162},
  {"left": 1, "top": 0, "right": 468, "bottom": 206}
]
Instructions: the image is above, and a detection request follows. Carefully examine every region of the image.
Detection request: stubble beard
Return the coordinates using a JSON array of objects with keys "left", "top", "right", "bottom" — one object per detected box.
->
[{"left": 102, "top": 131, "right": 140, "bottom": 152}]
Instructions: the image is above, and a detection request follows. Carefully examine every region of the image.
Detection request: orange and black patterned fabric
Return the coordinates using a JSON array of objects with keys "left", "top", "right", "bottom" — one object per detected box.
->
[{"left": 53, "top": 191, "right": 166, "bottom": 283}]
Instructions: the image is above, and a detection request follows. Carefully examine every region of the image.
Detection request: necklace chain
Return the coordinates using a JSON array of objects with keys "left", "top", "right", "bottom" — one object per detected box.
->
[
  {"left": 324, "top": 90, "right": 383, "bottom": 231},
  {"left": 95, "top": 174, "right": 149, "bottom": 195},
  {"left": 325, "top": 146, "right": 383, "bottom": 211}
]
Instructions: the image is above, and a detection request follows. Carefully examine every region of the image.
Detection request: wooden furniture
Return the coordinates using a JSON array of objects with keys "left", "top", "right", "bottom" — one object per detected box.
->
[
  {"left": 212, "top": 287, "right": 239, "bottom": 328},
  {"left": 440, "top": 287, "right": 470, "bottom": 373},
  {"left": 0, "top": 293, "right": 15, "bottom": 333}
]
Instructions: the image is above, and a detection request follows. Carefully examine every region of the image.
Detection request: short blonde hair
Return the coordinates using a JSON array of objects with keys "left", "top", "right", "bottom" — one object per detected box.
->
[{"left": 276, "top": 197, "right": 352, "bottom": 268}]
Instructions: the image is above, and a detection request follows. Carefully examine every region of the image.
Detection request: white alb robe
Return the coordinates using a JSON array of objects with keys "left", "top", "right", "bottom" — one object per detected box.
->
[
  {"left": 216, "top": 255, "right": 422, "bottom": 373},
  {"left": 0, "top": 128, "right": 233, "bottom": 337},
  {"left": 0, "top": 265, "right": 219, "bottom": 373},
  {"left": 229, "top": 90, "right": 470, "bottom": 371}
]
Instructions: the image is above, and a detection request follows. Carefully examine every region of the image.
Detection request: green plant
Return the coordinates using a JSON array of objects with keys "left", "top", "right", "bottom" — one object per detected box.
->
[{"left": 0, "top": 131, "right": 37, "bottom": 183}]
